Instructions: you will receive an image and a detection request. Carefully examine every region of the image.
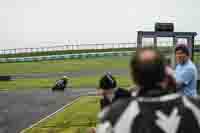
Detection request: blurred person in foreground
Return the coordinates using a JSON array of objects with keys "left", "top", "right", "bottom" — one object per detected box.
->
[
  {"left": 97, "top": 72, "right": 131, "bottom": 110},
  {"left": 175, "top": 44, "right": 198, "bottom": 96},
  {"left": 96, "top": 48, "right": 200, "bottom": 133}
]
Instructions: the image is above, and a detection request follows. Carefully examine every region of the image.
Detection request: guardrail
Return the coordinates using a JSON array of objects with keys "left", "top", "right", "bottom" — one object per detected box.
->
[
  {"left": 0, "top": 42, "right": 136, "bottom": 55},
  {"left": 0, "top": 51, "right": 134, "bottom": 63},
  {"left": 0, "top": 75, "right": 12, "bottom": 81},
  {"left": 1, "top": 47, "right": 200, "bottom": 63},
  {"left": 1, "top": 41, "right": 200, "bottom": 55}
]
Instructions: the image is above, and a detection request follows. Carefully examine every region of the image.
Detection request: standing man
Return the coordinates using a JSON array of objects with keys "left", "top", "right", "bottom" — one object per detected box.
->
[
  {"left": 175, "top": 44, "right": 198, "bottom": 96},
  {"left": 98, "top": 72, "right": 131, "bottom": 110}
]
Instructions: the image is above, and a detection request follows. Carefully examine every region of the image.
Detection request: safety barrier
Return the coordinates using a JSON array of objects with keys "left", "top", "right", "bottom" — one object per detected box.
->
[
  {"left": 0, "top": 51, "right": 134, "bottom": 63},
  {"left": 0, "top": 75, "right": 12, "bottom": 81},
  {"left": 0, "top": 42, "right": 136, "bottom": 55}
]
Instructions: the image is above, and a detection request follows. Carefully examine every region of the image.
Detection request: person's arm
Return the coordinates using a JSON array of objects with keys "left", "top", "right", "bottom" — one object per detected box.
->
[
  {"left": 100, "top": 97, "right": 111, "bottom": 110},
  {"left": 176, "top": 68, "right": 194, "bottom": 89},
  {"left": 96, "top": 98, "right": 132, "bottom": 133},
  {"left": 88, "top": 127, "right": 96, "bottom": 133},
  {"left": 165, "top": 66, "right": 177, "bottom": 89},
  {"left": 113, "top": 88, "right": 131, "bottom": 102},
  {"left": 176, "top": 80, "right": 187, "bottom": 89}
]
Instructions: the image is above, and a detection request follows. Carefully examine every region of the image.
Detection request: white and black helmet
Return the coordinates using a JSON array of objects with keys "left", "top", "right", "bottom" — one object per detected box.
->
[{"left": 99, "top": 72, "right": 117, "bottom": 90}]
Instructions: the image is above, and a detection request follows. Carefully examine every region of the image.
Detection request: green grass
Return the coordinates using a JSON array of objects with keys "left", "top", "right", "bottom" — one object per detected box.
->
[
  {"left": 194, "top": 52, "right": 200, "bottom": 64},
  {"left": 0, "top": 56, "right": 132, "bottom": 91},
  {"left": 1, "top": 50, "right": 199, "bottom": 75},
  {"left": 0, "top": 56, "right": 131, "bottom": 74},
  {"left": 0, "top": 75, "right": 133, "bottom": 91},
  {"left": 22, "top": 96, "right": 100, "bottom": 133},
  {"left": 1, "top": 52, "right": 199, "bottom": 91}
]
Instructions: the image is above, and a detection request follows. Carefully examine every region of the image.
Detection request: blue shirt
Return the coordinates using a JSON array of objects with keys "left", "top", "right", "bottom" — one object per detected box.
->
[{"left": 175, "top": 60, "right": 198, "bottom": 96}]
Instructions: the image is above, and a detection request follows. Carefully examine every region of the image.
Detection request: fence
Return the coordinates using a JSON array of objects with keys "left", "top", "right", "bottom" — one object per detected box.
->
[
  {"left": 0, "top": 51, "right": 134, "bottom": 63},
  {"left": 1, "top": 40, "right": 200, "bottom": 55},
  {"left": 0, "top": 42, "right": 136, "bottom": 55},
  {"left": 1, "top": 40, "right": 200, "bottom": 63}
]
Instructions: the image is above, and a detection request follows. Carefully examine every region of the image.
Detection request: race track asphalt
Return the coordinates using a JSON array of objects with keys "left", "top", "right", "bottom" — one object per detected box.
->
[
  {"left": 10, "top": 69, "right": 129, "bottom": 79},
  {"left": 0, "top": 88, "right": 96, "bottom": 133},
  {"left": 1, "top": 68, "right": 128, "bottom": 133}
]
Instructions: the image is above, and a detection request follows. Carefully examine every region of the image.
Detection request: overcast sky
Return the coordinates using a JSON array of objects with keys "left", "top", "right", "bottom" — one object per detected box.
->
[{"left": 0, "top": 0, "right": 200, "bottom": 49}]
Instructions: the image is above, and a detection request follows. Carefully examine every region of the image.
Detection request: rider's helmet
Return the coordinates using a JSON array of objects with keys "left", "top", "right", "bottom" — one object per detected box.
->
[
  {"left": 99, "top": 72, "right": 117, "bottom": 90},
  {"left": 62, "top": 76, "right": 69, "bottom": 80}
]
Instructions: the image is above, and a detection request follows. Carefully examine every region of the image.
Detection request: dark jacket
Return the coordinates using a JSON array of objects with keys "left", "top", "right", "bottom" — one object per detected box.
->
[
  {"left": 100, "top": 88, "right": 131, "bottom": 110},
  {"left": 98, "top": 92, "right": 200, "bottom": 133}
]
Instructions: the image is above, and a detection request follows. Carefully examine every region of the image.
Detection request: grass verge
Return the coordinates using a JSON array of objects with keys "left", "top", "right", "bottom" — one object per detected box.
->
[
  {"left": 0, "top": 56, "right": 131, "bottom": 74},
  {"left": 0, "top": 75, "right": 133, "bottom": 91},
  {"left": 22, "top": 96, "right": 100, "bottom": 133}
]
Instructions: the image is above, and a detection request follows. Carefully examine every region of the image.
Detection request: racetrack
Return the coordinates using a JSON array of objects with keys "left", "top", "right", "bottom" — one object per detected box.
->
[
  {"left": 0, "top": 88, "right": 96, "bottom": 133},
  {"left": 10, "top": 69, "right": 129, "bottom": 79},
  {"left": 0, "top": 68, "right": 129, "bottom": 133}
]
